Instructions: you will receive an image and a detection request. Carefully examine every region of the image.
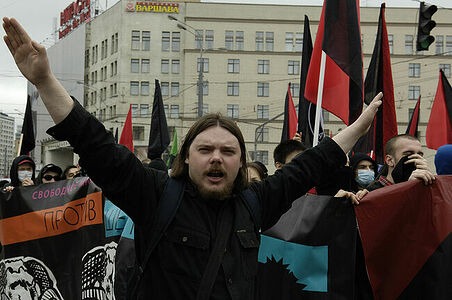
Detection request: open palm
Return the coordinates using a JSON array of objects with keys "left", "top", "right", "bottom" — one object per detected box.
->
[{"left": 3, "top": 17, "right": 51, "bottom": 86}]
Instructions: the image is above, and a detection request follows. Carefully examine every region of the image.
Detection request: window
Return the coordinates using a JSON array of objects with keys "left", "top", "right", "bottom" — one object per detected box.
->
[
  {"left": 408, "top": 86, "right": 420, "bottom": 100},
  {"left": 266, "top": 32, "right": 274, "bottom": 51},
  {"left": 288, "top": 60, "right": 300, "bottom": 75},
  {"left": 170, "top": 105, "right": 179, "bottom": 118},
  {"left": 258, "top": 60, "right": 270, "bottom": 74},
  {"left": 161, "top": 82, "right": 169, "bottom": 96},
  {"left": 113, "top": 61, "right": 117, "bottom": 76},
  {"left": 142, "top": 31, "right": 150, "bottom": 51},
  {"left": 256, "top": 31, "right": 264, "bottom": 51},
  {"left": 405, "top": 35, "right": 413, "bottom": 55},
  {"left": 131, "top": 59, "right": 139, "bottom": 73},
  {"left": 142, "top": 59, "right": 150, "bottom": 73},
  {"left": 111, "top": 34, "right": 115, "bottom": 55},
  {"left": 85, "top": 49, "right": 89, "bottom": 68},
  {"left": 132, "top": 30, "right": 140, "bottom": 50},
  {"left": 172, "top": 32, "right": 180, "bottom": 52},
  {"left": 440, "top": 64, "right": 451, "bottom": 77},
  {"left": 225, "top": 30, "right": 234, "bottom": 50},
  {"left": 197, "top": 104, "right": 209, "bottom": 115},
  {"left": 436, "top": 35, "right": 444, "bottom": 55},
  {"left": 205, "top": 30, "right": 214, "bottom": 49},
  {"left": 133, "top": 126, "right": 144, "bottom": 141},
  {"left": 388, "top": 34, "right": 394, "bottom": 54},
  {"left": 162, "top": 31, "right": 170, "bottom": 51},
  {"left": 197, "top": 58, "right": 209, "bottom": 72},
  {"left": 101, "top": 40, "right": 105, "bottom": 59},
  {"left": 285, "top": 32, "right": 294, "bottom": 51},
  {"left": 255, "top": 127, "right": 269, "bottom": 142},
  {"left": 172, "top": 60, "right": 180, "bottom": 74},
  {"left": 164, "top": 105, "right": 169, "bottom": 118},
  {"left": 447, "top": 36, "right": 452, "bottom": 55},
  {"left": 114, "top": 33, "right": 118, "bottom": 53},
  {"left": 257, "top": 105, "right": 269, "bottom": 119},
  {"left": 171, "top": 82, "right": 179, "bottom": 96},
  {"left": 290, "top": 83, "right": 300, "bottom": 98},
  {"left": 161, "top": 59, "right": 169, "bottom": 74},
  {"left": 195, "top": 30, "right": 203, "bottom": 49},
  {"left": 295, "top": 32, "right": 303, "bottom": 52},
  {"left": 236, "top": 31, "right": 244, "bottom": 50},
  {"left": 130, "top": 81, "right": 139, "bottom": 95},
  {"left": 197, "top": 81, "right": 209, "bottom": 96},
  {"left": 257, "top": 82, "right": 269, "bottom": 97},
  {"left": 140, "top": 104, "right": 149, "bottom": 117},
  {"left": 227, "top": 82, "right": 239, "bottom": 96},
  {"left": 409, "top": 63, "right": 420, "bottom": 78},
  {"left": 254, "top": 150, "right": 268, "bottom": 165},
  {"left": 141, "top": 81, "right": 149, "bottom": 96},
  {"left": 227, "top": 104, "right": 239, "bottom": 119},
  {"left": 131, "top": 104, "right": 139, "bottom": 117},
  {"left": 228, "top": 59, "right": 240, "bottom": 73}
]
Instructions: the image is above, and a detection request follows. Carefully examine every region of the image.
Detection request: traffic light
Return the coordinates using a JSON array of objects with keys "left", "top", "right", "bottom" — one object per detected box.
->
[{"left": 416, "top": 2, "right": 437, "bottom": 51}]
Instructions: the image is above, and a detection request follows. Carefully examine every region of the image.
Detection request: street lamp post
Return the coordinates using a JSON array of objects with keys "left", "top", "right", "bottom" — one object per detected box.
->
[{"left": 168, "top": 16, "right": 205, "bottom": 118}]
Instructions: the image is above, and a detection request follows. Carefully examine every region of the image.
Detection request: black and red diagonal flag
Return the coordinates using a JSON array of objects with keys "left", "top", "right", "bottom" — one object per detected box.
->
[
  {"left": 356, "top": 176, "right": 452, "bottom": 300},
  {"left": 148, "top": 79, "right": 170, "bottom": 159},
  {"left": 19, "top": 95, "right": 35, "bottom": 156},
  {"left": 352, "top": 3, "right": 397, "bottom": 164},
  {"left": 298, "top": 15, "right": 323, "bottom": 147},
  {"left": 426, "top": 70, "right": 452, "bottom": 149},
  {"left": 305, "top": 0, "right": 363, "bottom": 126},
  {"left": 281, "top": 83, "right": 298, "bottom": 142},
  {"left": 405, "top": 96, "right": 421, "bottom": 137}
]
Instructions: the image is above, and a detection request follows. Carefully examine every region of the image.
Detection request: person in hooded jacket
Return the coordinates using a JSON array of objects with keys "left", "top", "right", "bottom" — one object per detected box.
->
[
  {"left": 35, "top": 163, "right": 63, "bottom": 184},
  {"left": 434, "top": 144, "right": 452, "bottom": 175},
  {"left": 3, "top": 155, "right": 36, "bottom": 191},
  {"left": 349, "top": 153, "right": 378, "bottom": 191}
]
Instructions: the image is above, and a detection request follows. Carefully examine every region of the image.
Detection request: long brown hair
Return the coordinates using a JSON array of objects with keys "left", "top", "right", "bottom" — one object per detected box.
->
[{"left": 170, "top": 113, "right": 248, "bottom": 192}]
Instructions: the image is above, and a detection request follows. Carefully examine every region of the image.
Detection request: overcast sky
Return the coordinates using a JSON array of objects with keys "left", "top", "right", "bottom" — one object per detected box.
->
[{"left": 1, "top": 0, "right": 451, "bottom": 122}]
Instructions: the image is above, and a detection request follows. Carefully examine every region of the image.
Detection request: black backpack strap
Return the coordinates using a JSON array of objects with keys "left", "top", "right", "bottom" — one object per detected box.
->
[
  {"left": 128, "top": 177, "right": 185, "bottom": 298},
  {"left": 241, "top": 188, "right": 261, "bottom": 230}
]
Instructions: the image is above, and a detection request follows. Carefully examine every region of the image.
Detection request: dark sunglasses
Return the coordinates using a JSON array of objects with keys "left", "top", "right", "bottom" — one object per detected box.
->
[{"left": 43, "top": 174, "right": 60, "bottom": 181}]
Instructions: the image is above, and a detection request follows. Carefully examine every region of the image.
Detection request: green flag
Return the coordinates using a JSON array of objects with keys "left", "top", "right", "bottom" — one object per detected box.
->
[{"left": 166, "top": 130, "right": 178, "bottom": 167}]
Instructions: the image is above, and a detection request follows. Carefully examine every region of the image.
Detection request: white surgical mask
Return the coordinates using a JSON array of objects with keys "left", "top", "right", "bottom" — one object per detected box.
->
[
  {"left": 356, "top": 169, "right": 375, "bottom": 187},
  {"left": 18, "top": 170, "right": 33, "bottom": 182}
]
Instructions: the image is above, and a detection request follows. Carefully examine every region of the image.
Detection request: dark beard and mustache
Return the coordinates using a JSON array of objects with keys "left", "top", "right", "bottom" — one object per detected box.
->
[{"left": 197, "top": 166, "right": 234, "bottom": 201}]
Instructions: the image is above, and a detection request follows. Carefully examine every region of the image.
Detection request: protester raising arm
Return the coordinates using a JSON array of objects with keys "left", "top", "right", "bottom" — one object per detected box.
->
[{"left": 3, "top": 17, "right": 73, "bottom": 124}]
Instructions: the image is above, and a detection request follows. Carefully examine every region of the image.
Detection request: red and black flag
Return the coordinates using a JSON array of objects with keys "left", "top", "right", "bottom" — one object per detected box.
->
[
  {"left": 298, "top": 15, "right": 324, "bottom": 147},
  {"left": 119, "top": 104, "right": 134, "bottom": 153},
  {"left": 19, "top": 95, "right": 35, "bottom": 156},
  {"left": 426, "top": 70, "right": 452, "bottom": 149},
  {"left": 281, "top": 83, "right": 298, "bottom": 142},
  {"left": 406, "top": 96, "right": 421, "bottom": 137},
  {"left": 305, "top": 0, "right": 363, "bottom": 126},
  {"left": 352, "top": 3, "right": 397, "bottom": 164},
  {"left": 356, "top": 176, "right": 452, "bottom": 300},
  {"left": 147, "top": 79, "right": 170, "bottom": 160}
]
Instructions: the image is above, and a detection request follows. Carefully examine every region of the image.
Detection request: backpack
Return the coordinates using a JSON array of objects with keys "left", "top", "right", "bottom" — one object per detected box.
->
[{"left": 126, "top": 178, "right": 261, "bottom": 299}]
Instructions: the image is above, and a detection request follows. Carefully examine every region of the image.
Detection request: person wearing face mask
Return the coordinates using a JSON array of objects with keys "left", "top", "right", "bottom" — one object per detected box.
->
[
  {"left": 3, "top": 155, "right": 36, "bottom": 191},
  {"left": 350, "top": 153, "right": 378, "bottom": 191},
  {"left": 367, "top": 134, "right": 436, "bottom": 191}
]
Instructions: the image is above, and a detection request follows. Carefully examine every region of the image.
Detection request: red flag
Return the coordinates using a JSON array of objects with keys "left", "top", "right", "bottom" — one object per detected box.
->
[
  {"left": 426, "top": 70, "right": 452, "bottom": 149},
  {"left": 406, "top": 96, "right": 421, "bottom": 137},
  {"left": 281, "top": 83, "right": 298, "bottom": 142},
  {"left": 356, "top": 177, "right": 452, "bottom": 299},
  {"left": 352, "top": 4, "right": 397, "bottom": 164},
  {"left": 119, "top": 104, "right": 134, "bottom": 153},
  {"left": 305, "top": 0, "right": 363, "bottom": 125}
]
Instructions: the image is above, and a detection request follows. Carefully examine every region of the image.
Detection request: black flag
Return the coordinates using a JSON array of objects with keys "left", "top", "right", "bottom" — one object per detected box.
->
[
  {"left": 147, "top": 79, "right": 170, "bottom": 159},
  {"left": 298, "top": 15, "right": 323, "bottom": 147},
  {"left": 20, "top": 95, "right": 35, "bottom": 155}
]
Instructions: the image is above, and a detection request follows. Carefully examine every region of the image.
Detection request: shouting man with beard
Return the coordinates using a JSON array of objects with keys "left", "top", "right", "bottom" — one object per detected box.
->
[{"left": 3, "top": 17, "right": 382, "bottom": 300}]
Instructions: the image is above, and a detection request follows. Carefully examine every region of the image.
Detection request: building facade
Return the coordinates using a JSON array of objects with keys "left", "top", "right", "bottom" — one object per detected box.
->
[
  {"left": 0, "top": 113, "right": 15, "bottom": 178},
  {"left": 38, "top": 0, "right": 451, "bottom": 173}
]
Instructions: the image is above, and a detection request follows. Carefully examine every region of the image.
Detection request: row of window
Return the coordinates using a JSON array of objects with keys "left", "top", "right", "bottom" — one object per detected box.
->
[
  {"left": 408, "top": 63, "right": 451, "bottom": 78},
  {"left": 132, "top": 30, "right": 181, "bottom": 52},
  {"left": 85, "top": 33, "right": 119, "bottom": 68}
]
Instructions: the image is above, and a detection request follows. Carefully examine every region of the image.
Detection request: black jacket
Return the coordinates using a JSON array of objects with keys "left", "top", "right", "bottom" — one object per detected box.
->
[{"left": 47, "top": 100, "right": 346, "bottom": 300}]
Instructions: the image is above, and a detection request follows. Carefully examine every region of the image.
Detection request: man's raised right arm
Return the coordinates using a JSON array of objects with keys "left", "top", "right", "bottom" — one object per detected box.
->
[{"left": 3, "top": 17, "right": 73, "bottom": 124}]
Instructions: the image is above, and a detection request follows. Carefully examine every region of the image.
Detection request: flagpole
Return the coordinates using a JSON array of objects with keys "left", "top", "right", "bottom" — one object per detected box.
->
[
  {"left": 16, "top": 133, "right": 24, "bottom": 157},
  {"left": 313, "top": 50, "right": 327, "bottom": 146}
]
